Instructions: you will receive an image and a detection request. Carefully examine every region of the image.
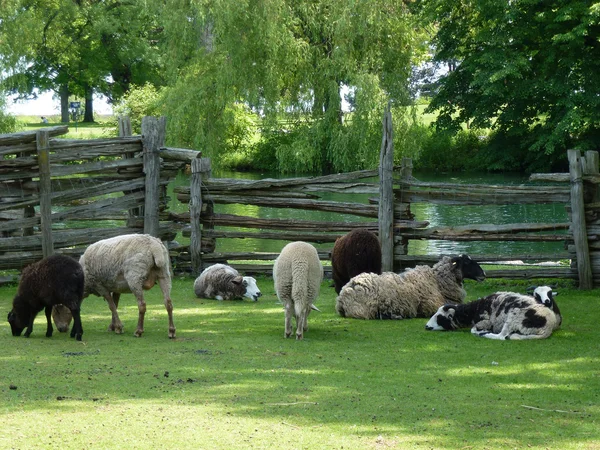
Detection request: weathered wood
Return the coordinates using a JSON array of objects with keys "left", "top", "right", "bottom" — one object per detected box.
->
[
  {"left": 118, "top": 116, "right": 133, "bottom": 137},
  {"left": 160, "top": 147, "right": 202, "bottom": 161},
  {"left": 395, "top": 189, "right": 570, "bottom": 205},
  {"left": 201, "top": 195, "right": 379, "bottom": 218},
  {"left": 190, "top": 157, "right": 211, "bottom": 274},
  {"left": 142, "top": 116, "right": 165, "bottom": 236},
  {"left": 187, "top": 228, "right": 344, "bottom": 243},
  {"left": 36, "top": 130, "right": 54, "bottom": 257},
  {"left": 379, "top": 105, "right": 394, "bottom": 272},
  {"left": 568, "top": 149, "right": 593, "bottom": 289},
  {"left": 0, "top": 126, "right": 68, "bottom": 147}
]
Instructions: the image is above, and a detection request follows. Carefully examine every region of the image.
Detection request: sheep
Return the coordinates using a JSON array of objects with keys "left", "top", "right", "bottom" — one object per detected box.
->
[
  {"left": 273, "top": 241, "right": 323, "bottom": 340},
  {"left": 335, "top": 254, "right": 486, "bottom": 320},
  {"left": 531, "top": 285, "right": 562, "bottom": 326},
  {"left": 331, "top": 228, "right": 382, "bottom": 294},
  {"left": 7, "top": 254, "right": 85, "bottom": 341},
  {"left": 425, "top": 287, "right": 562, "bottom": 340},
  {"left": 79, "top": 233, "right": 175, "bottom": 338},
  {"left": 194, "top": 263, "right": 262, "bottom": 301}
]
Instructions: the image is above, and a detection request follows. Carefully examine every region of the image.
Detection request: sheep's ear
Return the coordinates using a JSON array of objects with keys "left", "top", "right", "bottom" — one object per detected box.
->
[
  {"left": 310, "top": 304, "right": 321, "bottom": 312},
  {"left": 232, "top": 276, "right": 243, "bottom": 285}
]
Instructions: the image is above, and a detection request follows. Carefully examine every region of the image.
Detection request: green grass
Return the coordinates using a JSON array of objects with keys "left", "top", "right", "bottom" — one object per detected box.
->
[
  {"left": 0, "top": 276, "right": 598, "bottom": 449},
  {"left": 15, "top": 115, "right": 116, "bottom": 139}
]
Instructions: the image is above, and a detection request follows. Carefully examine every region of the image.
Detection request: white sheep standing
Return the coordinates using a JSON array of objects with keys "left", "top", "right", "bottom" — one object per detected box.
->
[
  {"left": 79, "top": 233, "right": 175, "bottom": 338},
  {"left": 425, "top": 288, "right": 561, "bottom": 340},
  {"left": 194, "top": 263, "right": 262, "bottom": 301},
  {"left": 273, "top": 241, "right": 323, "bottom": 340},
  {"left": 336, "top": 254, "right": 486, "bottom": 320}
]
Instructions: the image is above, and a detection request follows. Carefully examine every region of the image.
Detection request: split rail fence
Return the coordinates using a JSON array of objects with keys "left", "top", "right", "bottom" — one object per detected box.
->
[{"left": 2, "top": 115, "right": 600, "bottom": 288}]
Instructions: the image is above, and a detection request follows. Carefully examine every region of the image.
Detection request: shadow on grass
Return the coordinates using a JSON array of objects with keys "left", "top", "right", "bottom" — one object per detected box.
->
[{"left": 1, "top": 277, "right": 599, "bottom": 448}]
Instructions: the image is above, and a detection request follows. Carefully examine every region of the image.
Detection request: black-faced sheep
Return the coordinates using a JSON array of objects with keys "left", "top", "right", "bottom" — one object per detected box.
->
[
  {"left": 194, "top": 264, "right": 262, "bottom": 301},
  {"left": 331, "top": 228, "right": 382, "bottom": 294},
  {"left": 425, "top": 288, "right": 562, "bottom": 340},
  {"left": 7, "top": 254, "right": 85, "bottom": 341},
  {"left": 79, "top": 234, "right": 175, "bottom": 338},
  {"left": 531, "top": 285, "right": 562, "bottom": 326},
  {"left": 335, "top": 254, "right": 486, "bottom": 320},
  {"left": 273, "top": 241, "right": 323, "bottom": 340}
]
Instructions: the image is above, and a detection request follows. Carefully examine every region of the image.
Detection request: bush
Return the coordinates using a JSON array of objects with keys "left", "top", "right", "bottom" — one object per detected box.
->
[
  {"left": 112, "top": 83, "right": 163, "bottom": 134},
  {"left": 415, "top": 127, "right": 488, "bottom": 172},
  {"left": 0, "top": 95, "right": 17, "bottom": 134}
]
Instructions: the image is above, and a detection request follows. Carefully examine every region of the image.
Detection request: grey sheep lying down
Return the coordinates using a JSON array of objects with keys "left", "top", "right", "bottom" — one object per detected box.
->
[{"left": 336, "top": 254, "right": 486, "bottom": 320}]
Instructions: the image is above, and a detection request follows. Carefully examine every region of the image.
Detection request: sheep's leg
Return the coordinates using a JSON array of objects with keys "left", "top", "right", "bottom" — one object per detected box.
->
[
  {"left": 295, "top": 309, "right": 306, "bottom": 340},
  {"left": 24, "top": 314, "right": 36, "bottom": 338},
  {"left": 103, "top": 292, "right": 124, "bottom": 334},
  {"left": 158, "top": 276, "right": 176, "bottom": 339},
  {"left": 44, "top": 306, "right": 53, "bottom": 338},
  {"left": 70, "top": 308, "right": 83, "bottom": 341},
  {"left": 284, "top": 302, "right": 293, "bottom": 338},
  {"left": 132, "top": 288, "right": 146, "bottom": 338}
]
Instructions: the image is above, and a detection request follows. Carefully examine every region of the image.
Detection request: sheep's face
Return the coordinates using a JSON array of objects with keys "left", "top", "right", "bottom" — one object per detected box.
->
[
  {"left": 453, "top": 254, "right": 486, "bottom": 282},
  {"left": 533, "top": 286, "right": 556, "bottom": 307},
  {"left": 425, "top": 305, "right": 459, "bottom": 331},
  {"left": 242, "top": 276, "right": 262, "bottom": 301},
  {"left": 7, "top": 310, "right": 25, "bottom": 336},
  {"left": 52, "top": 305, "right": 73, "bottom": 332}
]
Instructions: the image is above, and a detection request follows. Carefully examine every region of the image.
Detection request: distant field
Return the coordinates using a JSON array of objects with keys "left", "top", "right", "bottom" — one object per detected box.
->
[{"left": 16, "top": 115, "right": 116, "bottom": 139}]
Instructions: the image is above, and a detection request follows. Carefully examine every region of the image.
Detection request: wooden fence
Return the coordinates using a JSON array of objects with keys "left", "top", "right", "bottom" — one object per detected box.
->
[
  {"left": 0, "top": 117, "right": 192, "bottom": 273},
  {"left": 2, "top": 115, "right": 600, "bottom": 288}
]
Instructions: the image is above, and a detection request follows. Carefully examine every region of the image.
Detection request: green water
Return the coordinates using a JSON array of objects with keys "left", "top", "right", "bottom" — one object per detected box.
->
[{"left": 168, "top": 170, "right": 568, "bottom": 257}]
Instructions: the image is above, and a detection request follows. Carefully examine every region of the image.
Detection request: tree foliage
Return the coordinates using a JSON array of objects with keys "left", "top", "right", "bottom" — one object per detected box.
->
[
  {"left": 0, "top": 0, "right": 163, "bottom": 122},
  {"left": 421, "top": 0, "right": 600, "bottom": 171},
  {"left": 157, "top": 0, "right": 424, "bottom": 172}
]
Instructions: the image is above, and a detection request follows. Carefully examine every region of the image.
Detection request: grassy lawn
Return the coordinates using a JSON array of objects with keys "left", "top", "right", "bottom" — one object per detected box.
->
[
  {"left": 15, "top": 115, "right": 116, "bottom": 139},
  {"left": 0, "top": 276, "right": 598, "bottom": 449}
]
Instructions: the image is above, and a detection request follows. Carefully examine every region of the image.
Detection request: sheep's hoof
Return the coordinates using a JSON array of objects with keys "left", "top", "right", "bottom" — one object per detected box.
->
[
  {"left": 296, "top": 334, "right": 303, "bottom": 340},
  {"left": 285, "top": 332, "right": 292, "bottom": 338},
  {"left": 134, "top": 330, "right": 143, "bottom": 337},
  {"left": 168, "top": 329, "right": 176, "bottom": 339}
]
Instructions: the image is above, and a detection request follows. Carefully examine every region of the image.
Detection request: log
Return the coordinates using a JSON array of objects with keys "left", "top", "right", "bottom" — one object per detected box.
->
[
  {"left": 37, "top": 130, "right": 53, "bottom": 257},
  {"left": 160, "top": 147, "right": 201, "bottom": 161},
  {"left": 201, "top": 195, "right": 379, "bottom": 218},
  {"left": 184, "top": 228, "right": 341, "bottom": 243},
  {"left": 0, "top": 126, "right": 68, "bottom": 147},
  {"left": 379, "top": 105, "right": 394, "bottom": 272},
  {"left": 568, "top": 149, "right": 593, "bottom": 289},
  {"left": 142, "top": 116, "right": 165, "bottom": 236}
]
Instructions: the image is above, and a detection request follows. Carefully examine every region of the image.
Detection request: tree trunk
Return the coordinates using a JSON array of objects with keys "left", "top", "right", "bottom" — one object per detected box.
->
[
  {"left": 60, "top": 84, "right": 69, "bottom": 123},
  {"left": 83, "top": 85, "right": 94, "bottom": 122}
]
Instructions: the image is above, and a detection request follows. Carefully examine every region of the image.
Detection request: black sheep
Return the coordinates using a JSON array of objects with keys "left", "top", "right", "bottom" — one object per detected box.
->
[
  {"left": 7, "top": 254, "right": 85, "bottom": 341},
  {"left": 331, "top": 228, "right": 382, "bottom": 294}
]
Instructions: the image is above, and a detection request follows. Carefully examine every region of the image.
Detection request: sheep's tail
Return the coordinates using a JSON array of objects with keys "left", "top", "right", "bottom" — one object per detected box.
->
[{"left": 150, "top": 239, "right": 172, "bottom": 276}]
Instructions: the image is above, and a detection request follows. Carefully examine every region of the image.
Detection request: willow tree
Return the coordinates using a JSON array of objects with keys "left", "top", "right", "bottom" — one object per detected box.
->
[{"left": 158, "top": 0, "right": 423, "bottom": 173}]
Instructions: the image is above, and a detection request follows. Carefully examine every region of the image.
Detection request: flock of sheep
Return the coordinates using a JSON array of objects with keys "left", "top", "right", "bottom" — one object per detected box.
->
[{"left": 6, "top": 229, "right": 563, "bottom": 342}]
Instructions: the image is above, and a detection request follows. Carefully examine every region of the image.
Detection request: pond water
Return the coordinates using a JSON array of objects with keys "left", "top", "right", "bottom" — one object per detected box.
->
[{"left": 167, "top": 170, "right": 569, "bottom": 258}]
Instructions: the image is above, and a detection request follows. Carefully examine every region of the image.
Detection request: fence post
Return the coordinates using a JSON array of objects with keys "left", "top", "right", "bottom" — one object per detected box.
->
[
  {"left": 568, "top": 149, "right": 593, "bottom": 289},
  {"left": 119, "top": 116, "right": 142, "bottom": 226},
  {"left": 379, "top": 104, "right": 394, "bottom": 272},
  {"left": 142, "top": 116, "right": 166, "bottom": 237},
  {"left": 36, "top": 129, "right": 54, "bottom": 257},
  {"left": 190, "top": 157, "right": 211, "bottom": 274}
]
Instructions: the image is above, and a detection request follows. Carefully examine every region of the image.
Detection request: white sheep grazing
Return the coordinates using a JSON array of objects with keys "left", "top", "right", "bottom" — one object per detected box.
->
[
  {"left": 273, "top": 241, "right": 323, "bottom": 340},
  {"left": 194, "top": 263, "right": 262, "bottom": 301},
  {"left": 336, "top": 255, "right": 486, "bottom": 320},
  {"left": 425, "top": 288, "right": 561, "bottom": 340},
  {"left": 79, "top": 234, "right": 175, "bottom": 338}
]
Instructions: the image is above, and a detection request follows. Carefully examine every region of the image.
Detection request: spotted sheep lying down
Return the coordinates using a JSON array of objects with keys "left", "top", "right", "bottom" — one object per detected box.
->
[{"left": 425, "top": 286, "right": 562, "bottom": 340}]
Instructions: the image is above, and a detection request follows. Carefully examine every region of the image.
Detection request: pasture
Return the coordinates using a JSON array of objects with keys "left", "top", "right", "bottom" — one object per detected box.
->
[{"left": 0, "top": 276, "right": 598, "bottom": 449}]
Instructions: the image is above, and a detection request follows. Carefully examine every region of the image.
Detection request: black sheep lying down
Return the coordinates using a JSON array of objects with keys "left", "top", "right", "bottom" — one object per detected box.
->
[{"left": 7, "top": 254, "right": 85, "bottom": 341}]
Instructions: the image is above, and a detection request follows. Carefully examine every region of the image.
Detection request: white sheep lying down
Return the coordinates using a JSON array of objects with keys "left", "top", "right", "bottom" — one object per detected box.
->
[
  {"left": 80, "top": 233, "right": 175, "bottom": 338},
  {"left": 336, "top": 255, "right": 486, "bottom": 320},
  {"left": 273, "top": 241, "right": 323, "bottom": 340},
  {"left": 194, "top": 264, "right": 261, "bottom": 301},
  {"left": 425, "top": 287, "right": 561, "bottom": 340}
]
